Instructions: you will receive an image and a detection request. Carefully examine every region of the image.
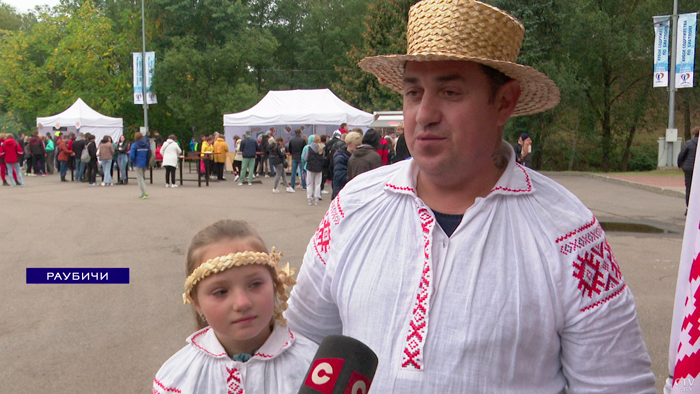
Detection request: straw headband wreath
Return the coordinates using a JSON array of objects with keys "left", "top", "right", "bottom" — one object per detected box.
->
[
  {"left": 183, "top": 248, "right": 296, "bottom": 326},
  {"left": 358, "top": 0, "right": 560, "bottom": 116}
]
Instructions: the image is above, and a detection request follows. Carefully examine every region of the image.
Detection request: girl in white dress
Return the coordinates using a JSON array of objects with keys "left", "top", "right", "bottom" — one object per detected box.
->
[{"left": 153, "top": 220, "right": 318, "bottom": 394}]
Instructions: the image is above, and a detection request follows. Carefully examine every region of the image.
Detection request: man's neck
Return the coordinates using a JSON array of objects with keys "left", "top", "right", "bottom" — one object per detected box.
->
[{"left": 416, "top": 167, "right": 505, "bottom": 214}]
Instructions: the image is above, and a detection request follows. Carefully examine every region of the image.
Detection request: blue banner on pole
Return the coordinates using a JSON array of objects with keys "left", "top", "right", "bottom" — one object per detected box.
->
[
  {"left": 653, "top": 15, "right": 671, "bottom": 87},
  {"left": 675, "top": 13, "right": 697, "bottom": 89},
  {"left": 133, "top": 52, "right": 157, "bottom": 104},
  {"left": 26, "top": 268, "right": 130, "bottom": 284}
]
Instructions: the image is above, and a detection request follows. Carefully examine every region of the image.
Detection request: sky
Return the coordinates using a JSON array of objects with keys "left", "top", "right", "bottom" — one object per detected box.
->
[{"left": 3, "top": 0, "right": 61, "bottom": 13}]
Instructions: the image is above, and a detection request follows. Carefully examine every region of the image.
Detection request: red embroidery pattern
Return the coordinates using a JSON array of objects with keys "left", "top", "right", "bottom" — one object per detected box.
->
[
  {"left": 227, "top": 367, "right": 244, "bottom": 394},
  {"left": 580, "top": 284, "right": 627, "bottom": 313},
  {"left": 385, "top": 183, "right": 416, "bottom": 194},
  {"left": 313, "top": 196, "right": 345, "bottom": 265},
  {"left": 571, "top": 239, "right": 625, "bottom": 312},
  {"left": 402, "top": 207, "right": 434, "bottom": 370},
  {"left": 153, "top": 378, "right": 182, "bottom": 394},
  {"left": 490, "top": 163, "right": 532, "bottom": 193},
  {"left": 555, "top": 218, "right": 597, "bottom": 243},
  {"left": 191, "top": 328, "right": 227, "bottom": 357},
  {"left": 254, "top": 329, "right": 293, "bottom": 358}
]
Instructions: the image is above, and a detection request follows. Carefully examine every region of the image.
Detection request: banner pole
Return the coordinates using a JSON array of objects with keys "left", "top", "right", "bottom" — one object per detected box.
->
[
  {"left": 141, "top": 0, "right": 149, "bottom": 134},
  {"left": 668, "top": 0, "right": 679, "bottom": 130}
]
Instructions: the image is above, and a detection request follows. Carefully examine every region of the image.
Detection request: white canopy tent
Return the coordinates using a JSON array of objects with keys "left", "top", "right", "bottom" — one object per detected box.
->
[
  {"left": 37, "top": 98, "right": 123, "bottom": 143},
  {"left": 223, "top": 89, "right": 374, "bottom": 147}
]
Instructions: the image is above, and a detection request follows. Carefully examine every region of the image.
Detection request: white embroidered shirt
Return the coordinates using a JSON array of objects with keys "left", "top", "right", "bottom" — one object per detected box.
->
[
  {"left": 153, "top": 323, "right": 318, "bottom": 394},
  {"left": 285, "top": 144, "right": 656, "bottom": 394}
]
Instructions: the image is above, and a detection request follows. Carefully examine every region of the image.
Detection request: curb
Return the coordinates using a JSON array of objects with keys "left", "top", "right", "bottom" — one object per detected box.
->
[{"left": 542, "top": 171, "right": 685, "bottom": 199}]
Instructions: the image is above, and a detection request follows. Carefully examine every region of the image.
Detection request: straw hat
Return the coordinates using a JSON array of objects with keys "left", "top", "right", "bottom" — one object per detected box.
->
[{"left": 359, "top": 0, "right": 560, "bottom": 116}]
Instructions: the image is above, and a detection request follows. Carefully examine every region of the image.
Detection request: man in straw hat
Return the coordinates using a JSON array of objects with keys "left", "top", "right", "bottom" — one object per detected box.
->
[{"left": 286, "top": 0, "right": 655, "bottom": 392}]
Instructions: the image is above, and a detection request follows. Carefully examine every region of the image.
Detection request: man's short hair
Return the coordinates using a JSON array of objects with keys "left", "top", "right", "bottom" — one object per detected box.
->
[
  {"left": 692, "top": 126, "right": 700, "bottom": 137},
  {"left": 481, "top": 64, "right": 512, "bottom": 103},
  {"left": 295, "top": 128, "right": 302, "bottom": 135}
]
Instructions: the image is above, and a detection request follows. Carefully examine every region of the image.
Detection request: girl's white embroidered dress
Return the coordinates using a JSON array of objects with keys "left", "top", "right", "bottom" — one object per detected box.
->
[{"left": 153, "top": 323, "right": 317, "bottom": 394}]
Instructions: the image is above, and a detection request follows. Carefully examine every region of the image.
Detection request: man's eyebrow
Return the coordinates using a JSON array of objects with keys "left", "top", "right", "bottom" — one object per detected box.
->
[
  {"left": 435, "top": 74, "right": 463, "bottom": 83},
  {"left": 403, "top": 74, "right": 464, "bottom": 84}
]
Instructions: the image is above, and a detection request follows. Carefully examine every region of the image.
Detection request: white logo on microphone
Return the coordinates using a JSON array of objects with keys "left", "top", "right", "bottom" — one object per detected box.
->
[
  {"left": 311, "top": 362, "right": 333, "bottom": 385},
  {"left": 351, "top": 380, "right": 367, "bottom": 394}
]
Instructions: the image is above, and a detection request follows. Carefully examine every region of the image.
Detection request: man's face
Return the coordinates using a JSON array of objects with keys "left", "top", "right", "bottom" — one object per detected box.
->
[{"left": 403, "top": 60, "right": 517, "bottom": 183}]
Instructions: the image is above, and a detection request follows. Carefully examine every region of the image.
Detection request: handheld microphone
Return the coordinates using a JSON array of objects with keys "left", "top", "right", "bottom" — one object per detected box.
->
[{"left": 298, "top": 335, "right": 379, "bottom": 394}]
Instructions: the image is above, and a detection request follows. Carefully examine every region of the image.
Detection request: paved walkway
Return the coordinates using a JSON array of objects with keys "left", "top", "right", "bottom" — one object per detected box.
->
[{"left": 544, "top": 171, "right": 687, "bottom": 199}]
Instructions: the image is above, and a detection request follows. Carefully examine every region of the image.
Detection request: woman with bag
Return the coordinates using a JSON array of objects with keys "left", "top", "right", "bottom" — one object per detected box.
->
[
  {"left": 161, "top": 134, "right": 182, "bottom": 188},
  {"left": 270, "top": 137, "right": 293, "bottom": 193}
]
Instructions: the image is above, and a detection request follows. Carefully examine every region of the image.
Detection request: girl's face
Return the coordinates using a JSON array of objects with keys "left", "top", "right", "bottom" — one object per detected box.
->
[{"left": 193, "top": 238, "right": 275, "bottom": 356}]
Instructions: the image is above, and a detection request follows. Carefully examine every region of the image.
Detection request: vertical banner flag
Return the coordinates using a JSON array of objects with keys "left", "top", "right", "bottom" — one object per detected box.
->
[
  {"left": 676, "top": 13, "right": 697, "bottom": 89},
  {"left": 654, "top": 16, "right": 671, "bottom": 87},
  {"left": 133, "top": 52, "right": 158, "bottom": 104},
  {"left": 667, "top": 148, "right": 700, "bottom": 393}
]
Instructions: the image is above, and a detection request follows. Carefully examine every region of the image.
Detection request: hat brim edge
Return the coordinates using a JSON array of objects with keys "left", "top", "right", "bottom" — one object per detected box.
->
[{"left": 359, "top": 54, "right": 560, "bottom": 117}]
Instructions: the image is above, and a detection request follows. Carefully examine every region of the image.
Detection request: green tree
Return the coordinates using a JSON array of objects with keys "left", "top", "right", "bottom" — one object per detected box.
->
[{"left": 334, "top": 0, "right": 418, "bottom": 112}]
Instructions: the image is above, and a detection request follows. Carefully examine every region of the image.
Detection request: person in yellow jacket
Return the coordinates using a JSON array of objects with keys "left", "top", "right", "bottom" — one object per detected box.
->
[
  {"left": 212, "top": 136, "right": 229, "bottom": 180},
  {"left": 200, "top": 136, "right": 214, "bottom": 179}
]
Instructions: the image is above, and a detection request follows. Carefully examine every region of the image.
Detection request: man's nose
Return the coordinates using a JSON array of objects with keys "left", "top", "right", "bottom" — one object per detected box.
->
[{"left": 414, "top": 93, "right": 441, "bottom": 127}]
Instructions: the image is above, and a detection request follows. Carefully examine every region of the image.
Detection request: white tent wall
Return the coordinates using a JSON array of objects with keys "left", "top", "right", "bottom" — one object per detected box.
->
[
  {"left": 36, "top": 98, "right": 123, "bottom": 143},
  {"left": 223, "top": 89, "right": 374, "bottom": 150},
  {"left": 37, "top": 126, "right": 123, "bottom": 145}
]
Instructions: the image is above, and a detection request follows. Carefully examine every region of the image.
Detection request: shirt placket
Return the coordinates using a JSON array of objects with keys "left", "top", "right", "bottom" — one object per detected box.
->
[
  {"left": 226, "top": 362, "right": 245, "bottom": 394},
  {"left": 400, "top": 202, "right": 436, "bottom": 371}
]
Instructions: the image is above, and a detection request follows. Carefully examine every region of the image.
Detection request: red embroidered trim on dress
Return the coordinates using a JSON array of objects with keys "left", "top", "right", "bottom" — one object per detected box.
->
[
  {"left": 386, "top": 183, "right": 416, "bottom": 194},
  {"left": 402, "top": 207, "right": 434, "bottom": 370},
  {"left": 191, "top": 328, "right": 227, "bottom": 357},
  {"left": 313, "top": 196, "right": 345, "bottom": 265},
  {"left": 153, "top": 378, "right": 182, "bottom": 393},
  {"left": 226, "top": 367, "right": 244, "bottom": 394},
  {"left": 490, "top": 163, "right": 532, "bottom": 193},
  {"left": 254, "top": 329, "right": 294, "bottom": 358}
]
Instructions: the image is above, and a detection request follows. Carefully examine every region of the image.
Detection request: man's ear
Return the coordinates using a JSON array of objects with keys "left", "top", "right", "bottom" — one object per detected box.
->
[{"left": 495, "top": 80, "right": 522, "bottom": 127}]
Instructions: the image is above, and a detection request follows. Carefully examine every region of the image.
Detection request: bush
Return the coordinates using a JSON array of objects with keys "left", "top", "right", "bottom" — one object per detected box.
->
[{"left": 626, "top": 145, "right": 657, "bottom": 172}]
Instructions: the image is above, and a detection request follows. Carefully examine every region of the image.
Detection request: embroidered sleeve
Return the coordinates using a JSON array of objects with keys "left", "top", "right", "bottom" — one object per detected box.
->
[
  {"left": 555, "top": 218, "right": 655, "bottom": 393},
  {"left": 286, "top": 195, "right": 346, "bottom": 344}
]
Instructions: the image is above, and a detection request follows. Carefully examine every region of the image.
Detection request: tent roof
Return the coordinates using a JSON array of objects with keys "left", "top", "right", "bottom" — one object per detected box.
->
[
  {"left": 36, "top": 98, "right": 123, "bottom": 129},
  {"left": 223, "top": 89, "right": 374, "bottom": 127}
]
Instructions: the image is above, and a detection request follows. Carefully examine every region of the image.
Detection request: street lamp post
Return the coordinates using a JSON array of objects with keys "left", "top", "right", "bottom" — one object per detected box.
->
[{"left": 141, "top": 0, "right": 149, "bottom": 135}]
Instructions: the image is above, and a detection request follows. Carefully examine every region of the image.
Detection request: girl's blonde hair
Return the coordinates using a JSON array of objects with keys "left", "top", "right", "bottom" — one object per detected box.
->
[{"left": 185, "top": 220, "right": 294, "bottom": 330}]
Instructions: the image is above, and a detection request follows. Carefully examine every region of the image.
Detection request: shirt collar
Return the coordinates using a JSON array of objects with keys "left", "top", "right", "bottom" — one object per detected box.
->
[
  {"left": 187, "top": 324, "right": 296, "bottom": 360},
  {"left": 384, "top": 141, "right": 534, "bottom": 198}
]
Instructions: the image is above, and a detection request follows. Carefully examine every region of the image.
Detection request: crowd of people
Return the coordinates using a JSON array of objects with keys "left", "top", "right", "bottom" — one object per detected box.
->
[{"left": 0, "top": 125, "right": 413, "bottom": 204}]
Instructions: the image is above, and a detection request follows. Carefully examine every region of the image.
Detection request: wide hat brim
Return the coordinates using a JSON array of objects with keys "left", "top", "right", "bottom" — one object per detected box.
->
[
  {"left": 360, "top": 54, "right": 560, "bottom": 117},
  {"left": 358, "top": 0, "right": 560, "bottom": 117}
]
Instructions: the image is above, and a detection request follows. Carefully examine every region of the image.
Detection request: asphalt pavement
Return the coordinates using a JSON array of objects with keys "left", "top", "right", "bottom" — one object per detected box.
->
[{"left": 0, "top": 168, "right": 686, "bottom": 393}]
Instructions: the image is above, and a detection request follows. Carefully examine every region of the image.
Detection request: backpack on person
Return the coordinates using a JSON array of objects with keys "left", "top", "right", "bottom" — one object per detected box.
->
[{"left": 80, "top": 145, "right": 90, "bottom": 163}]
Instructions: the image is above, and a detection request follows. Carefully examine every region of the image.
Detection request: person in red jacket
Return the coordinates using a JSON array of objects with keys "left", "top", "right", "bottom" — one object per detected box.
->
[
  {"left": 0, "top": 134, "right": 25, "bottom": 187},
  {"left": 56, "top": 135, "right": 74, "bottom": 182}
]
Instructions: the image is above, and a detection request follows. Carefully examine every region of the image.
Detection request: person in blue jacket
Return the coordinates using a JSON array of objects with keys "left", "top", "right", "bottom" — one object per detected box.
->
[{"left": 129, "top": 131, "right": 151, "bottom": 199}]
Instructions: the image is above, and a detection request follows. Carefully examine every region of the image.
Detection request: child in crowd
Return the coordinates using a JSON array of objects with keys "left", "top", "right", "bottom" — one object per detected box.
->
[{"left": 153, "top": 220, "right": 317, "bottom": 394}]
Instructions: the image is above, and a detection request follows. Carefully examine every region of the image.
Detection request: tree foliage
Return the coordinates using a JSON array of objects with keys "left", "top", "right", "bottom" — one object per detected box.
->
[{"left": 0, "top": 0, "right": 697, "bottom": 171}]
